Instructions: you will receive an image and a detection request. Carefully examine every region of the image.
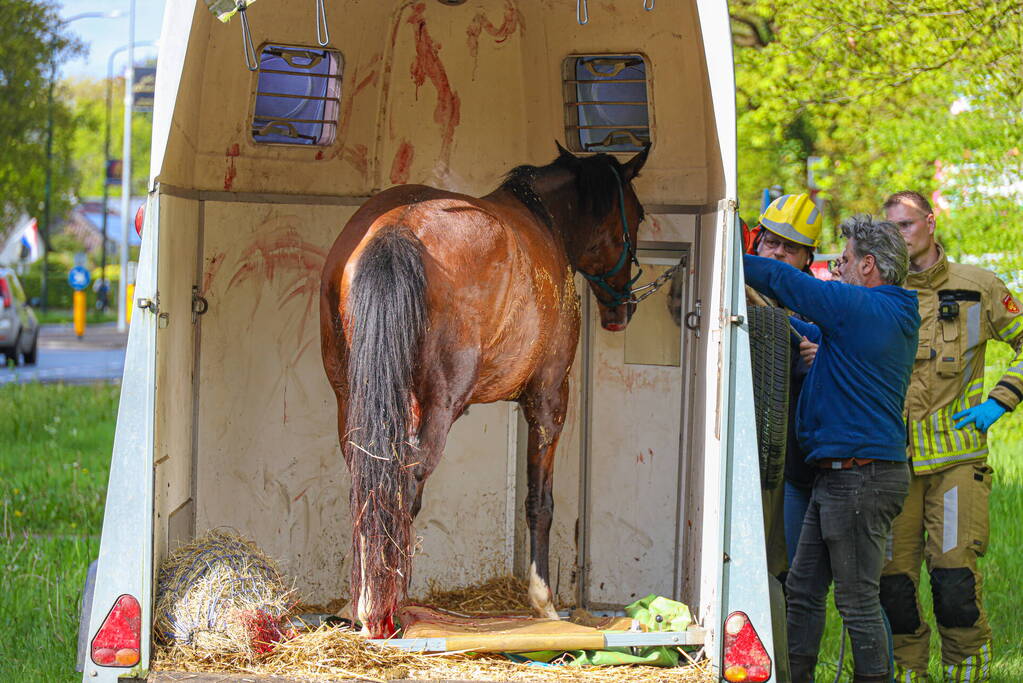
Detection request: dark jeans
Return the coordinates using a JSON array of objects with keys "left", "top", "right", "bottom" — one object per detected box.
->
[
  {"left": 786, "top": 459, "right": 910, "bottom": 677},
  {"left": 784, "top": 480, "right": 812, "bottom": 565}
]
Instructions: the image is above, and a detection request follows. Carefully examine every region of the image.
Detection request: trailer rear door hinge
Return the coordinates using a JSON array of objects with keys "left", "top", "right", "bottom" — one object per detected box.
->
[
  {"left": 684, "top": 299, "right": 702, "bottom": 337},
  {"left": 191, "top": 286, "right": 209, "bottom": 323}
]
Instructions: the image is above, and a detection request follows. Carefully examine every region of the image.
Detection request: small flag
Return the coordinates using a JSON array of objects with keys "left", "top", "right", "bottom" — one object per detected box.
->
[{"left": 19, "top": 218, "right": 41, "bottom": 262}]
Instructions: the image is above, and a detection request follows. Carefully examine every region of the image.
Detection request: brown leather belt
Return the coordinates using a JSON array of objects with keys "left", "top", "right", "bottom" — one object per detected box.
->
[{"left": 817, "top": 457, "right": 875, "bottom": 470}]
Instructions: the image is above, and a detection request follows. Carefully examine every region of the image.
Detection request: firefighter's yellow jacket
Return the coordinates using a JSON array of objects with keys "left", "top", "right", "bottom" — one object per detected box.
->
[{"left": 904, "top": 246, "right": 1023, "bottom": 474}]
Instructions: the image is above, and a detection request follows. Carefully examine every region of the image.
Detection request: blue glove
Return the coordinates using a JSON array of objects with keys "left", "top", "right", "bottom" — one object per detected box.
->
[{"left": 953, "top": 399, "right": 1007, "bottom": 433}]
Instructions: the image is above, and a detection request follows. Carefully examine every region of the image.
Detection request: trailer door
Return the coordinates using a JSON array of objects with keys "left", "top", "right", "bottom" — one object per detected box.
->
[{"left": 581, "top": 249, "right": 692, "bottom": 608}]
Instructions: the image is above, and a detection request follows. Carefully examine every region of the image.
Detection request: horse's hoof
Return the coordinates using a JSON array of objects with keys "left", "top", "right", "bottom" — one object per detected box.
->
[{"left": 335, "top": 603, "right": 356, "bottom": 622}]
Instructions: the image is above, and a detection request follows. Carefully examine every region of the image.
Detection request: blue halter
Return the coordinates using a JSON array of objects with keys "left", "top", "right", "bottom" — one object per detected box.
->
[{"left": 578, "top": 167, "right": 642, "bottom": 308}]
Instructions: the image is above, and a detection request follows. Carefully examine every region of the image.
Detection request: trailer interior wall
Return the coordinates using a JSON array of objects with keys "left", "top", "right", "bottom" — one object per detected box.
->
[{"left": 149, "top": 0, "right": 724, "bottom": 609}]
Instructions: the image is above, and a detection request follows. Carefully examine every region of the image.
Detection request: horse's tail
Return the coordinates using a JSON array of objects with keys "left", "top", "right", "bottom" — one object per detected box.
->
[{"left": 344, "top": 225, "right": 426, "bottom": 637}]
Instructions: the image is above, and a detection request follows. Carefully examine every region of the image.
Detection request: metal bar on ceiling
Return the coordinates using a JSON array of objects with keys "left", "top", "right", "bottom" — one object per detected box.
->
[
  {"left": 257, "top": 68, "right": 341, "bottom": 79},
  {"left": 255, "top": 91, "right": 341, "bottom": 102},
  {"left": 565, "top": 101, "right": 649, "bottom": 106}
]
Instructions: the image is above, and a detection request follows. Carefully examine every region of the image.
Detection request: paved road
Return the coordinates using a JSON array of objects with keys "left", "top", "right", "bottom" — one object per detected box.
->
[{"left": 0, "top": 323, "right": 127, "bottom": 385}]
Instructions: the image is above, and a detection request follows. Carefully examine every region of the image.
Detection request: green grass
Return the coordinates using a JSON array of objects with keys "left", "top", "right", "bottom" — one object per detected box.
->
[
  {"left": 815, "top": 343, "right": 1023, "bottom": 681},
  {"left": 0, "top": 382, "right": 118, "bottom": 682}
]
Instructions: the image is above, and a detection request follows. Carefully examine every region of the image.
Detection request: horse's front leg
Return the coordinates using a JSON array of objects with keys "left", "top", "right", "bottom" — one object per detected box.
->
[{"left": 520, "top": 376, "right": 569, "bottom": 620}]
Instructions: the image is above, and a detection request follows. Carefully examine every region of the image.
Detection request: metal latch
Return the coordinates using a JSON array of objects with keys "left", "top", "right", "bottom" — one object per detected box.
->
[
  {"left": 191, "top": 286, "right": 209, "bottom": 323},
  {"left": 137, "top": 294, "right": 169, "bottom": 328},
  {"left": 684, "top": 299, "right": 702, "bottom": 337},
  {"left": 728, "top": 314, "right": 744, "bottom": 326}
]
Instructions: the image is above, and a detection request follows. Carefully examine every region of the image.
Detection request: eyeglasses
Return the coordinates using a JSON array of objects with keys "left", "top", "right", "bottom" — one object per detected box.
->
[
  {"left": 828, "top": 257, "right": 846, "bottom": 274},
  {"left": 760, "top": 233, "right": 805, "bottom": 256}
]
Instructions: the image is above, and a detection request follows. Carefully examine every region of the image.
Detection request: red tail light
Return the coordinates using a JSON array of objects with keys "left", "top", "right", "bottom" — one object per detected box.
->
[
  {"left": 90, "top": 594, "right": 142, "bottom": 668},
  {"left": 722, "top": 611, "right": 771, "bottom": 682},
  {"left": 135, "top": 204, "right": 145, "bottom": 238},
  {"left": 0, "top": 279, "right": 11, "bottom": 309}
]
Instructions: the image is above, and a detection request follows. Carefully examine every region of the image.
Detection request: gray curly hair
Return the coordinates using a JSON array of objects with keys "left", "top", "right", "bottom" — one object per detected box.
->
[{"left": 839, "top": 214, "right": 909, "bottom": 286}]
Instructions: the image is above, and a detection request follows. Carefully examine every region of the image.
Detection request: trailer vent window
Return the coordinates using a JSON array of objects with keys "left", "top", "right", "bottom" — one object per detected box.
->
[
  {"left": 564, "top": 54, "right": 650, "bottom": 153},
  {"left": 252, "top": 45, "right": 342, "bottom": 145}
]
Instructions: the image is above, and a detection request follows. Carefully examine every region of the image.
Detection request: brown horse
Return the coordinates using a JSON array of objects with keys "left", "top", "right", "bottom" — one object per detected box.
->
[{"left": 319, "top": 143, "right": 649, "bottom": 637}]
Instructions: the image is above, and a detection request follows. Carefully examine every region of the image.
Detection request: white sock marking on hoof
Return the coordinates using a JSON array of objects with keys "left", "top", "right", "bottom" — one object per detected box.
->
[{"left": 528, "top": 561, "right": 559, "bottom": 620}]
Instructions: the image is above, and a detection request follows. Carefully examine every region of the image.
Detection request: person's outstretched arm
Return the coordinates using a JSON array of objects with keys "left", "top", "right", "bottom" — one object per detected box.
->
[{"left": 744, "top": 254, "right": 856, "bottom": 333}]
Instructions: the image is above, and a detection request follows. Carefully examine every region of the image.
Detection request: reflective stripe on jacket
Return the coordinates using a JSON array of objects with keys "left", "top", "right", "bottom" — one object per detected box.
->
[{"left": 905, "top": 246, "right": 1023, "bottom": 474}]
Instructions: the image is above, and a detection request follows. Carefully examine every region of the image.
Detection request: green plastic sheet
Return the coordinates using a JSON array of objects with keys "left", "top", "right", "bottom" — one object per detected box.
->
[{"left": 517, "top": 594, "right": 693, "bottom": 667}]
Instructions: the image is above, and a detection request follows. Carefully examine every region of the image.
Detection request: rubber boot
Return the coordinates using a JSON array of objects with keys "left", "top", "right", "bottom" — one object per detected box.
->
[
  {"left": 789, "top": 653, "right": 817, "bottom": 683},
  {"left": 853, "top": 671, "right": 892, "bottom": 683}
]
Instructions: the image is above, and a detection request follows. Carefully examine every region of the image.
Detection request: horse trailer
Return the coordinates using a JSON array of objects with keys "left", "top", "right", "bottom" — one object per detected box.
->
[{"left": 80, "top": 0, "right": 782, "bottom": 679}]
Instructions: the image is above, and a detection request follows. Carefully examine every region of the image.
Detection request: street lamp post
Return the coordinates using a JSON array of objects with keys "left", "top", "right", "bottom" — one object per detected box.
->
[
  {"left": 102, "top": 39, "right": 156, "bottom": 312},
  {"left": 40, "top": 10, "right": 124, "bottom": 312},
  {"left": 41, "top": 57, "right": 57, "bottom": 312},
  {"left": 117, "top": 0, "right": 137, "bottom": 333}
]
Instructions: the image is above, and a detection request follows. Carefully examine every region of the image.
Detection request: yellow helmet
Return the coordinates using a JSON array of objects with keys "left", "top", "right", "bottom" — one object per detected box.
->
[{"left": 758, "top": 193, "right": 822, "bottom": 248}]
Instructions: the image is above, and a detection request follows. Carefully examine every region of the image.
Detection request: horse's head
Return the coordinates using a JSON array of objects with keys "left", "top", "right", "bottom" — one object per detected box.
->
[{"left": 555, "top": 142, "right": 649, "bottom": 331}]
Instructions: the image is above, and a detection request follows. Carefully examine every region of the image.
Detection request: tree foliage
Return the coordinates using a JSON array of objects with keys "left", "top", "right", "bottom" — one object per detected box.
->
[
  {"left": 0, "top": 0, "right": 82, "bottom": 241},
  {"left": 66, "top": 75, "right": 153, "bottom": 201},
  {"left": 733, "top": 0, "right": 1023, "bottom": 272}
]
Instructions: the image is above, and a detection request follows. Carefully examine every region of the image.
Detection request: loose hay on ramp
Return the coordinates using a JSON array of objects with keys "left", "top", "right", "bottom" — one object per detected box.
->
[
  {"left": 417, "top": 574, "right": 534, "bottom": 614},
  {"left": 155, "top": 529, "right": 294, "bottom": 655},
  {"left": 153, "top": 623, "right": 716, "bottom": 682}
]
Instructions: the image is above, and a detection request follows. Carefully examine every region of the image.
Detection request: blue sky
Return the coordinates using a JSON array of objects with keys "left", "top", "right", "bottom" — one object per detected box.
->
[{"left": 57, "top": 0, "right": 166, "bottom": 79}]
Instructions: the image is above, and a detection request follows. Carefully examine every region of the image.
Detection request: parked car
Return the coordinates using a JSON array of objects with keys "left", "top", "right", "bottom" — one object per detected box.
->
[{"left": 0, "top": 267, "right": 39, "bottom": 365}]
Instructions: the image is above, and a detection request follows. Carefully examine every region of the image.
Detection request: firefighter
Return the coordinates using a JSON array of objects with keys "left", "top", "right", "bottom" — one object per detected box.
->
[
  {"left": 881, "top": 191, "right": 1023, "bottom": 682},
  {"left": 746, "top": 193, "right": 822, "bottom": 580}
]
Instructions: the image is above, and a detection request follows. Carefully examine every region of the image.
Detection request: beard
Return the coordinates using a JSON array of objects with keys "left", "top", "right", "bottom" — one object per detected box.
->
[{"left": 841, "top": 267, "right": 862, "bottom": 287}]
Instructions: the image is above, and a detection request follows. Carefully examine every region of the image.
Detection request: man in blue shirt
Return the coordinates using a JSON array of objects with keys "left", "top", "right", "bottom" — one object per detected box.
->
[{"left": 744, "top": 214, "right": 921, "bottom": 683}]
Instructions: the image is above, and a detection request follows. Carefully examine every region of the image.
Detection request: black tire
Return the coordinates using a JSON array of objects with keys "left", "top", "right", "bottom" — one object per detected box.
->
[
  {"left": 22, "top": 330, "right": 38, "bottom": 365},
  {"left": 9, "top": 331, "right": 22, "bottom": 367},
  {"left": 747, "top": 306, "right": 790, "bottom": 490},
  {"left": 75, "top": 559, "right": 98, "bottom": 673}
]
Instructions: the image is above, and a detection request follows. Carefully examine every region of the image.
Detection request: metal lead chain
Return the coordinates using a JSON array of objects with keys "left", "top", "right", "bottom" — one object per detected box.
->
[
  {"left": 629, "top": 260, "right": 683, "bottom": 304},
  {"left": 644, "top": 0, "right": 654, "bottom": 10},
  {"left": 237, "top": 2, "right": 258, "bottom": 71},
  {"left": 577, "top": 0, "right": 589, "bottom": 25},
  {"left": 315, "top": 0, "right": 330, "bottom": 46}
]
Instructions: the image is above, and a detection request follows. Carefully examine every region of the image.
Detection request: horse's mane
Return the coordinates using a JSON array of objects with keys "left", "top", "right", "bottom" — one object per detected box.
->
[{"left": 500, "top": 153, "right": 624, "bottom": 228}]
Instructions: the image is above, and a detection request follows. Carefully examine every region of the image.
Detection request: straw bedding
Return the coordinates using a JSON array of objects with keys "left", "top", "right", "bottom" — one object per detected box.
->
[
  {"left": 153, "top": 623, "right": 716, "bottom": 682},
  {"left": 154, "top": 542, "right": 713, "bottom": 681},
  {"left": 417, "top": 574, "right": 534, "bottom": 613}
]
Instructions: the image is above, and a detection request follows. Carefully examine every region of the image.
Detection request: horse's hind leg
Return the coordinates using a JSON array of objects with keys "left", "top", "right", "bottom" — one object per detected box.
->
[
  {"left": 520, "top": 376, "right": 570, "bottom": 620},
  {"left": 406, "top": 351, "right": 480, "bottom": 515}
]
